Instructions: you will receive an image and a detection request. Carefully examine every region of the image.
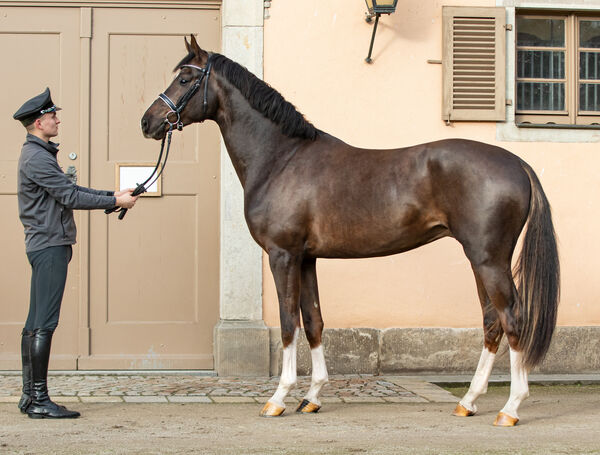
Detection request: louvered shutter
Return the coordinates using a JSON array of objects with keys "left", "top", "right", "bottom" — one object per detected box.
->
[{"left": 442, "top": 6, "right": 506, "bottom": 122}]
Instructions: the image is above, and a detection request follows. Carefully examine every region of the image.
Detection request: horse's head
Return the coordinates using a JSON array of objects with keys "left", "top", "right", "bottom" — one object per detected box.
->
[{"left": 141, "top": 35, "right": 216, "bottom": 140}]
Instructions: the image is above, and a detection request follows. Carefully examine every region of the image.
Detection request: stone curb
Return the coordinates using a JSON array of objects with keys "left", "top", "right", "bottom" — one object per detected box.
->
[
  {"left": 168, "top": 396, "right": 213, "bottom": 403},
  {"left": 123, "top": 396, "right": 168, "bottom": 403},
  {"left": 340, "top": 397, "right": 386, "bottom": 403},
  {"left": 211, "top": 396, "right": 257, "bottom": 403},
  {"left": 0, "top": 395, "right": 449, "bottom": 405},
  {"left": 383, "top": 396, "right": 428, "bottom": 403},
  {"left": 2, "top": 374, "right": 597, "bottom": 406},
  {"left": 53, "top": 396, "right": 80, "bottom": 403}
]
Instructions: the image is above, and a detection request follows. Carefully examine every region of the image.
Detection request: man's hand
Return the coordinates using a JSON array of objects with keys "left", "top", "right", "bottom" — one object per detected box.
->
[
  {"left": 115, "top": 188, "right": 136, "bottom": 197},
  {"left": 115, "top": 190, "right": 139, "bottom": 209}
]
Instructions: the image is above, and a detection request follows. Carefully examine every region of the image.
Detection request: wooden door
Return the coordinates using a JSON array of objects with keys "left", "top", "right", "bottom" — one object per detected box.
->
[
  {"left": 0, "top": 7, "right": 83, "bottom": 369},
  {"left": 80, "top": 7, "right": 221, "bottom": 369}
]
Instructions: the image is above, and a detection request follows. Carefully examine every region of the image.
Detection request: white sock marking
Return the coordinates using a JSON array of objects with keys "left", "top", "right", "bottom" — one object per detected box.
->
[
  {"left": 304, "top": 345, "right": 329, "bottom": 406},
  {"left": 269, "top": 328, "right": 299, "bottom": 408},
  {"left": 460, "top": 347, "right": 496, "bottom": 413},
  {"left": 500, "top": 347, "right": 529, "bottom": 419}
]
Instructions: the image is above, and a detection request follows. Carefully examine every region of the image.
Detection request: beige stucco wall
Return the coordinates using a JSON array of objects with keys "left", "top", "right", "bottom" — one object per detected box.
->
[{"left": 261, "top": 0, "right": 600, "bottom": 329}]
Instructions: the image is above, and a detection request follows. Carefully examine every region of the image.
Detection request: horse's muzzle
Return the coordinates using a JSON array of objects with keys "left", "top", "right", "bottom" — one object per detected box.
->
[{"left": 141, "top": 114, "right": 167, "bottom": 140}]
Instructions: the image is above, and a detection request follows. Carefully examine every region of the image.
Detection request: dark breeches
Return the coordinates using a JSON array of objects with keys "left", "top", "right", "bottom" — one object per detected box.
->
[{"left": 25, "top": 245, "right": 72, "bottom": 331}]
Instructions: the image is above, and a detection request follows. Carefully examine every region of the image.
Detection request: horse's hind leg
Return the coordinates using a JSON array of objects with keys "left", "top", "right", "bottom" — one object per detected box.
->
[
  {"left": 454, "top": 270, "right": 503, "bottom": 417},
  {"left": 296, "top": 258, "right": 328, "bottom": 414},
  {"left": 260, "top": 248, "right": 303, "bottom": 417},
  {"left": 474, "top": 263, "right": 529, "bottom": 426},
  {"left": 495, "top": 347, "right": 529, "bottom": 426}
]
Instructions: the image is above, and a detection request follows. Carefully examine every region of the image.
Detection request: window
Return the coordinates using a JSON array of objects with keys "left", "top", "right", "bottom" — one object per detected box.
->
[{"left": 516, "top": 13, "right": 600, "bottom": 125}]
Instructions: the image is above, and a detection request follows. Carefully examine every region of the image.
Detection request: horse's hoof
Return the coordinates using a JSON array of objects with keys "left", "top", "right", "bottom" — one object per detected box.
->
[
  {"left": 452, "top": 403, "right": 475, "bottom": 417},
  {"left": 493, "top": 412, "right": 519, "bottom": 427},
  {"left": 259, "top": 401, "right": 285, "bottom": 417},
  {"left": 296, "top": 399, "right": 321, "bottom": 414}
]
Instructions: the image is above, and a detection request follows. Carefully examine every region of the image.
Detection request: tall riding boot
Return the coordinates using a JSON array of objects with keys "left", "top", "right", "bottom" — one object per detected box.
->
[
  {"left": 27, "top": 328, "right": 80, "bottom": 419},
  {"left": 18, "top": 329, "right": 34, "bottom": 413}
]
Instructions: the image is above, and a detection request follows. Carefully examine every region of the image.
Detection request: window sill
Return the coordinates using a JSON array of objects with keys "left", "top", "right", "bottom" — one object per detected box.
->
[
  {"left": 497, "top": 120, "right": 600, "bottom": 142},
  {"left": 516, "top": 123, "right": 600, "bottom": 130}
]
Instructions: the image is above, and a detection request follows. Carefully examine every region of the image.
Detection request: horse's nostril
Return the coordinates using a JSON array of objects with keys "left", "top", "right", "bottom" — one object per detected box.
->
[{"left": 141, "top": 117, "right": 148, "bottom": 132}]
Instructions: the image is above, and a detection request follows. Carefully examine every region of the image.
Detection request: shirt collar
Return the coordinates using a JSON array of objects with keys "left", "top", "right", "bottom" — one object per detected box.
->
[{"left": 26, "top": 133, "right": 59, "bottom": 155}]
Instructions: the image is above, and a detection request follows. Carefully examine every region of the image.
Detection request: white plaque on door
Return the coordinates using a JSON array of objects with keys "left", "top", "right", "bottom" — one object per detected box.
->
[{"left": 116, "top": 163, "right": 162, "bottom": 197}]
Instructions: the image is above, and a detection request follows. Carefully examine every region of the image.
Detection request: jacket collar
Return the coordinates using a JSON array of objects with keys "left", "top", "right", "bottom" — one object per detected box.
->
[{"left": 26, "top": 133, "right": 59, "bottom": 156}]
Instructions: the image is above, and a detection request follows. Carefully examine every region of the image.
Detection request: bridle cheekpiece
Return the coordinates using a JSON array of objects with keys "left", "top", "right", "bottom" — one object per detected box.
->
[{"left": 158, "top": 57, "right": 213, "bottom": 131}]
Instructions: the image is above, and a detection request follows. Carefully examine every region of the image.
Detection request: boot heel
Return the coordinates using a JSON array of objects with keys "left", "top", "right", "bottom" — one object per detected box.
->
[{"left": 18, "top": 395, "right": 32, "bottom": 414}]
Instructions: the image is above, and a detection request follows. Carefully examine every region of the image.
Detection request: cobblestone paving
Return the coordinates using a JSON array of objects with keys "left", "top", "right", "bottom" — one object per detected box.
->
[{"left": 0, "top": 374, "right": 458, "bottom": 404}]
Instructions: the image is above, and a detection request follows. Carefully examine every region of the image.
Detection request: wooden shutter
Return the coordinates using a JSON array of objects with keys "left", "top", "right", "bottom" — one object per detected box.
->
[{"left": 442, "top": 6, "right": 506, "bottom": 122}]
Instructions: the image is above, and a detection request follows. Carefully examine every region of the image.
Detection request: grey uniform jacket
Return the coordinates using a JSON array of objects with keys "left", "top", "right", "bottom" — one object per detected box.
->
[{"left": 18, "top": 134, "right": 117, "bottom": 253}]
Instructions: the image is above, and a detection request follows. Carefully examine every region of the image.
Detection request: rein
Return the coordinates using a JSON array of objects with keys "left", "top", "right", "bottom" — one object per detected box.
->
[{"left": 106, "top": 58, "right": 213, "bottom": 220}]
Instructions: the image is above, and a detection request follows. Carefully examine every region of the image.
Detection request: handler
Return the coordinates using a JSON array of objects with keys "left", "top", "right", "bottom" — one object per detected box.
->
[{"left": 13, "top": 88, "right": 138, "bottom": 419}]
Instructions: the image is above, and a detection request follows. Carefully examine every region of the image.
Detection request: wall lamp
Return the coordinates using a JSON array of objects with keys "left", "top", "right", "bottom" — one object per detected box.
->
[{"left": 364, "top": 0, "right": 398, "bottom": 63}]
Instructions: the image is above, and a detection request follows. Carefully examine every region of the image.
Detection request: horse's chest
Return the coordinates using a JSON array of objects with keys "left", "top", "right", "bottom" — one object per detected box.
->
[{"left": 245, "top": 201, "right": 306, "bottom": 248}]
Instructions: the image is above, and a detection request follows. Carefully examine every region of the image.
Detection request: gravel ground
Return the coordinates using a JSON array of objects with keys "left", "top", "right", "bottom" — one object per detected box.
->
[{"left": 1, "top": 384, "right": 599, "bottom": 455}]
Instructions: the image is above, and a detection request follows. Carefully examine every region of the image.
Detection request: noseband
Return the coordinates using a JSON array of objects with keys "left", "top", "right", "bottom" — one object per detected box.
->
[
  {"left": 158, "top": 58, "right": 213, "bottom": 131},
  {"left": 106, "top": 58, "right": 212, "bottom": 220}
]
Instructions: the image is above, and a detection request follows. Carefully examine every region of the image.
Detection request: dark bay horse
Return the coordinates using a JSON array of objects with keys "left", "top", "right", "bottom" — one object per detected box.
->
[{"left": 141, "top": 35, "right": 560, "bottom": 426}]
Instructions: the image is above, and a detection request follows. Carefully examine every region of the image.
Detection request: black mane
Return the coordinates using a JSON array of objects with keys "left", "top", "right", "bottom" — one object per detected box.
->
[{"left": 175, "top": 52, "right": 318, "bottom": 140}]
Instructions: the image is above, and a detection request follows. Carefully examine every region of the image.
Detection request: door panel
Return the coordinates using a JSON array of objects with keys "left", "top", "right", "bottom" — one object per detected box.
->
[
  {"left": 82, "top": 8, "right": 220, "bottom": 369},
  {"left": 0, "top": 7, "right": 82, "bottom": 369}
]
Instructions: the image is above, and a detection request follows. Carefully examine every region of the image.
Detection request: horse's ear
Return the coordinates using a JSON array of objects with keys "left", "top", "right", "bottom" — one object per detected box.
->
[
  {"left": 189, "top": 34, "right": 208, "bottom": 60},
  {"left": 184, "top": 36, "right": 191, "bottom": 53}
]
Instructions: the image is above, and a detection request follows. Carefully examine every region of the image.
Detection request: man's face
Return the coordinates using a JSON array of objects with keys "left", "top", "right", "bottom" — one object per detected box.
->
[{"left": 35, "top": 112, "right": 60, "bottom": 139}]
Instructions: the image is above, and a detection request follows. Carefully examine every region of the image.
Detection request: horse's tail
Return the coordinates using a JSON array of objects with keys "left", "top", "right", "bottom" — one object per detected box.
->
[{"left": 513, "top": 161, "right": 560, "bottom": 369}]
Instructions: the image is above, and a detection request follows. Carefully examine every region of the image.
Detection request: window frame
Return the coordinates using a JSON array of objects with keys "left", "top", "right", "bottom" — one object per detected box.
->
[
  {"left": 515, "top": 10, "right": 600, "bottom": 126},
  {"left": 577, "top": 15, "right": 600, "bottom": 122}
]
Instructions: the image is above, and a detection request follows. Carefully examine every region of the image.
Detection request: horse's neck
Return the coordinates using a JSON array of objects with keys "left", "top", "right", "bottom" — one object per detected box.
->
[{"left": 215, "top": 88, "right": 300, "bottom": 190}]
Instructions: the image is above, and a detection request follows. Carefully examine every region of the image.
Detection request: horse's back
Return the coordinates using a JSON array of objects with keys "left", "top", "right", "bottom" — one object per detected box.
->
[{"left": 419, "top": 138, "right": 526, "bottom": 177}]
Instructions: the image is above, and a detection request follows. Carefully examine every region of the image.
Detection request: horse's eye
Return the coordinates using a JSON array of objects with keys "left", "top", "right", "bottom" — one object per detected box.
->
[{"left": 179, "top": 78, "right": 189, "bottom": 85}]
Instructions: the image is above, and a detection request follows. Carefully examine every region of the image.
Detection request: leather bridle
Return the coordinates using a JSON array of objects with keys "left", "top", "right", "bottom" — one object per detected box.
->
[
  {"left": 106, "top": 57, "right": 213, "bottom": 220},
  {"left": 158, "top": 58, "right": 213, "bottom": 131}
]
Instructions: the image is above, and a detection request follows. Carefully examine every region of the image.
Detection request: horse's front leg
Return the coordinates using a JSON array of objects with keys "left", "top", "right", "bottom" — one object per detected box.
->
[
  {"left": 260, "top": 248, "right": 302, "bottom": 417},
  {"left": 297, "top": 258, "right": 328, "bottom": 413}
]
